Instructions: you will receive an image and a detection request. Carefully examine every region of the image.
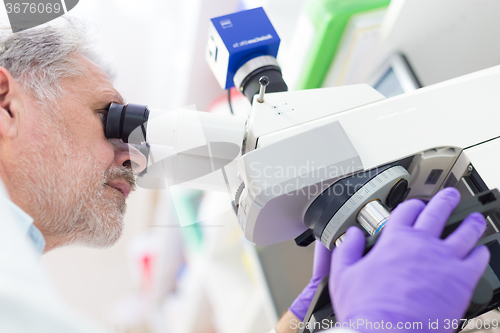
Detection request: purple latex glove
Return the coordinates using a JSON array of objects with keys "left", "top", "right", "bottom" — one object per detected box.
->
[
  {"left": 330, "top": 187, "right": 490, "bottom": 333},
  {"left": 289, "top": 241, "right": 332, "bottom": 321}
]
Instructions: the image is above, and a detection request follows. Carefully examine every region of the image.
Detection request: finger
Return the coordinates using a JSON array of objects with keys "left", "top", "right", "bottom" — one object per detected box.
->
[
  {"left": 384, "top": 199, "right": 425, "bottom": 230},
  {"left": 461, "top": 245, "right": 490, "bottom": 283},
  {"left": 413, "top": 187, "right": 460, "bottom": 237},
  {"left": 443, "top": 212, "right": 487, "bottom": 258},
  {"left": 331, "top": 226, "right": 365, "bottom": 275},
  {"left": 311, "top": 241, "right": 332, "bottom": 281}
]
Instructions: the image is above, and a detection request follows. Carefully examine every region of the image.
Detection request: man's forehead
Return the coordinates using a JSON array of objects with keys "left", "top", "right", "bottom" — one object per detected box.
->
[{"left": 77, "top": 55, "right": 124, "bottom": 105}]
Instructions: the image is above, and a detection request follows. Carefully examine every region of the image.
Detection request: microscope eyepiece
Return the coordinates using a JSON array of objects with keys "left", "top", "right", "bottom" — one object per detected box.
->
[{"left": 105, "top": 103, "right": 150, "bottom": 143}]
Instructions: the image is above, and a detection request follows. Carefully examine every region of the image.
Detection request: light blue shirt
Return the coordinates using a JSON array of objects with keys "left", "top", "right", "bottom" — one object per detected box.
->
[
  {"left": 7, "top": 200, "right": 45, "bottom": 255},
  {"left": 0, "top": 181, "right": 109, "bottom": 333}
]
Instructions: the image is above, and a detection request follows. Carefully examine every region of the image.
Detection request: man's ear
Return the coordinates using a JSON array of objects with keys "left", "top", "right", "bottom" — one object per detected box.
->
[{"left": 0, "top": 67, "right": 18, "bottom": 139}]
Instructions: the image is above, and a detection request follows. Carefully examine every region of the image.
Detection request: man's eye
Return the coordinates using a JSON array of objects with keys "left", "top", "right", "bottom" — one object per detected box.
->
[{"left": 98, "top": 112, "right": 108, "bottom": 127}]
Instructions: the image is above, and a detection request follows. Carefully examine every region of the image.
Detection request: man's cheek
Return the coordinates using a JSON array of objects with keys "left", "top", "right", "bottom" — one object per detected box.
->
[{"left": 84, "top": 138, "right": 115, "bottom": 166}]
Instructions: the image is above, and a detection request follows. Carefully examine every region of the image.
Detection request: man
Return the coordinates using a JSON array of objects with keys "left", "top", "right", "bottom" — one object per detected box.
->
[
  {"left": 0, "top": 18, "right": 490, "bottom": 333},
  {"left": 0, "top": 21, "right": 146, "bottom": 254},
  {"left": 0, "top": 18, "right": 148, "bottom": 332}
]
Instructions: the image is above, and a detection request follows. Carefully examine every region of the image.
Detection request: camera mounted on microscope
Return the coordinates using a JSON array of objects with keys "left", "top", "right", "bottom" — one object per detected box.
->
[{"left": 206, "top": 7, "right": 288, "bottom": 103}]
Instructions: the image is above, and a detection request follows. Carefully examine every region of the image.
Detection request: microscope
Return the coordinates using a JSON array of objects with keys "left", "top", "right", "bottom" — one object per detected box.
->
[{"left": 103, "top": 7, "right": 500, "bottom": 331}]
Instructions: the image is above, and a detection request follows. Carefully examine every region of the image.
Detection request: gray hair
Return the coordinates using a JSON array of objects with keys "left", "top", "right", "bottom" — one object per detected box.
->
[{"left": 0, "top": 18, "right": 113, "bottom": 104}]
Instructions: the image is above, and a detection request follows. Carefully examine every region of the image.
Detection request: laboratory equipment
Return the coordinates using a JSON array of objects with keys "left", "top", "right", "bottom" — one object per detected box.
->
[
  {"left": 103, "top": 65, "right": 500, "bottom": 329},
  {"left": 205, "top": 7, "right": 287, "bottom": 103},
  {"left": 101, "top": 8, "right": 500, "bottom": 327},
  {"left": 299, "top": 189, "right": 500, "bottom": 332}
]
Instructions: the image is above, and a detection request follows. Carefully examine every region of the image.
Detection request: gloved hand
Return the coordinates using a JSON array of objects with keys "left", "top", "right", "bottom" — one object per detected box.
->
[
  {"left": 330, "top": 187, "right": 490, "bottom": 333},
  {"left": 289, "top": 241, "right": 331, "bottom": 321}
]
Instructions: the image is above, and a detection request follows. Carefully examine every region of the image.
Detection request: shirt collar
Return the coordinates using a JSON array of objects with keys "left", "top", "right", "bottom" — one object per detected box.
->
[{"left": 7, "top": 200, "right": 45, "bottom": 256}]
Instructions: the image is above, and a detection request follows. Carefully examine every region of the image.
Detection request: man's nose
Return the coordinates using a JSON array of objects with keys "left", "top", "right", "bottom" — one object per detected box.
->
[{"left": 110, "top": 139, "right": 148, "bottom": 173}]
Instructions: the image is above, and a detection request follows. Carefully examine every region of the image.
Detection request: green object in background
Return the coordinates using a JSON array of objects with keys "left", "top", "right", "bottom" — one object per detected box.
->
[
  {"left": 296, "top": 0, "right": 390, "bottom": 90},
  {"left": 172, "top": 189, "right": 204, "bottom": 254}
]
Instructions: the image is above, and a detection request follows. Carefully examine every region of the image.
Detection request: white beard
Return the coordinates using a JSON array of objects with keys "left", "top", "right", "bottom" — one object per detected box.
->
[{"left": 10, "top": 117, "right": 135, "bottom": 249}]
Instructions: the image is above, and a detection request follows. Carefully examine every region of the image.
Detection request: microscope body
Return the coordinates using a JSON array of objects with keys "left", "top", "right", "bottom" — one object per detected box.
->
[
  {"left": 232, "top": 66, "right": 500, "bottom": 329},
  {"left": 236, "top": 65, "right": 500, "bottom": 250},
  {"left": 125, "top": 63, "right": 500, "bottom": 251},
  {"left": 105, "top": 48, "right": 500, "bottom": 331}
]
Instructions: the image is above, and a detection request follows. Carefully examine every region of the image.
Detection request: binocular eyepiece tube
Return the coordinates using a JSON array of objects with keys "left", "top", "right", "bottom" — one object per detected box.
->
[{"left": 104, "top": 103, "right": 150, "bottom": 143}]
